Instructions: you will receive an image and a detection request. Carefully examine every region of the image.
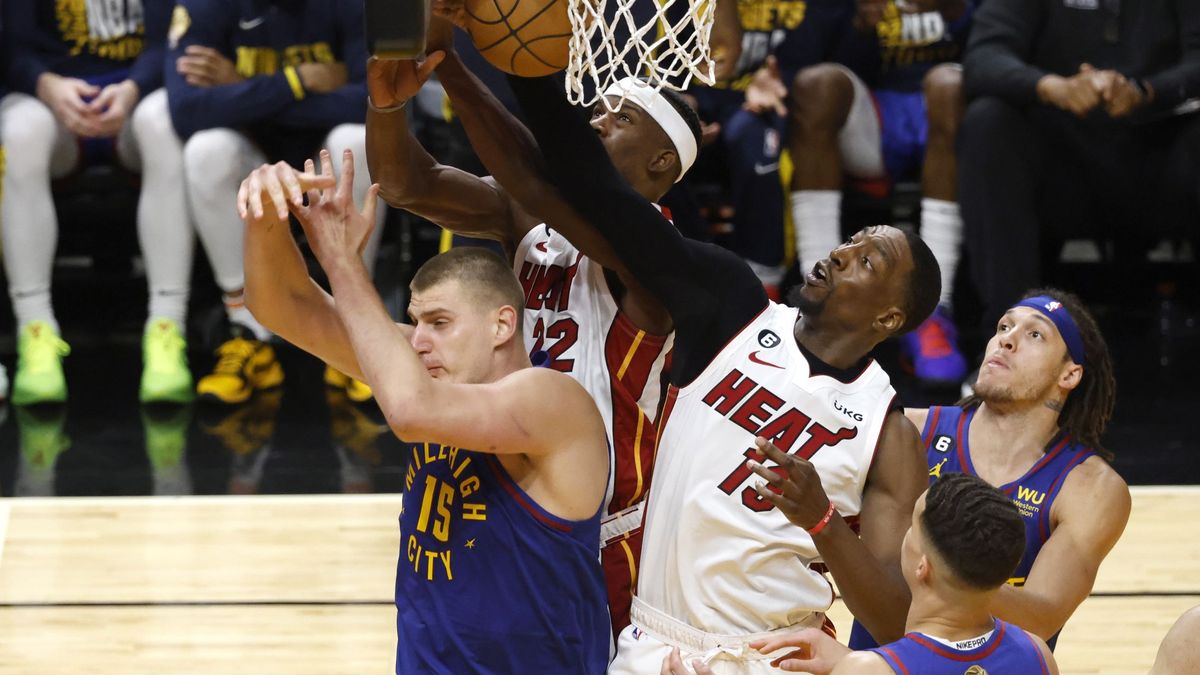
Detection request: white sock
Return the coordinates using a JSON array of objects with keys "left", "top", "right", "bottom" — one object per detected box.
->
[
  {"left": 920, "top": 198, "right": 963, "bottom": 310},
  {"left": 224, "top": 292, "right": 272, "bottom": 341},
  {"left": 791, "top": 190, "right": 842, "bottom": 275},
  {"left": 12, "top": 289, "right": 58, "bottom": 334},
  {"left": 147, "top": 290, "right": 189, "bottom": 330}
]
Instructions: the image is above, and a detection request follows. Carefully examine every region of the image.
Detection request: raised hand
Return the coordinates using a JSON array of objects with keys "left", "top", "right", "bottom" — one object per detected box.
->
[
  {"left": 746, "top": 436, "right": 835, "bottom": 530},
  {"left": 292, "top": 149, "right": 381, "bottom": 269},
  {"left": 366, "top": 52, "right": 446, "bottom": 110},
  {"left": 237, "top": 159, "right": 336, "bottom": 224},
  {"left": 749, "top": 628, "right": 851, "bottom": 674}
]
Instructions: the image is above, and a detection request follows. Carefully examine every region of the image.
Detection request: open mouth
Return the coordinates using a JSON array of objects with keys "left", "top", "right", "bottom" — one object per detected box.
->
[{"left": 807, "top": 260, "right": 830, "bottom": 286}]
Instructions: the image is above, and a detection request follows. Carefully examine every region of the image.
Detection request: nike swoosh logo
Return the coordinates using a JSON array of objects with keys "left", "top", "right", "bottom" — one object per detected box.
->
[
  {"left": 753, "top": 162, "right": 779, "bottom": 176},
  {"left": 748, "top": 350, "right": 784, "bottom": 369},
  {"left": 534, "top": 241, "right": 549, "bottom": 252},
  {"left": 238, "top": 17, "right": 265, "bottom": 30}
]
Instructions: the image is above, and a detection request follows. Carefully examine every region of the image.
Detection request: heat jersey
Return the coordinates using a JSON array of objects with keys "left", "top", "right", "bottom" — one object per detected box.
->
[
  {"left": 871, "top": 617, "right": 1051, "bottom": 674},
  {"left": 925, "top": 404, "right": 1096, "bottom": 649},
  {"left": 636, "top": 302, "right": 897, "bottom": 634},
  {"left": 513, "top": 224, "right": 673, "bottom": 631},
  {"left": 395, "top": 443, "right": 609, "bottom": 674}
]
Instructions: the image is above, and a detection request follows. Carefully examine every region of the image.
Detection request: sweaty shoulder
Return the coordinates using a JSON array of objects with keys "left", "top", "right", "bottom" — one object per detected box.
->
[{"left": 831, "top": 650, "right": 894, "bottom": 674}]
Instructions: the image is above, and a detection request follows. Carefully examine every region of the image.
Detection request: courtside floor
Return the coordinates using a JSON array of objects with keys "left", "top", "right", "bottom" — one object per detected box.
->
[{"left": 0, "top": 487, "right": 1194, "bottom": 673}]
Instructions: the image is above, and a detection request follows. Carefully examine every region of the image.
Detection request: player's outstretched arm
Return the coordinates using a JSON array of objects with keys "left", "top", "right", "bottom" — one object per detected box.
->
[
  {"left": 241, "top": 151, "right": 370, "bottom": 382},
  {"left": 432, "top": 26, "right": 633, "bottom": 275},
  {"left": 989, "top": 458, "right": 1130, "bottom": 639},
  {"left": 748, "top": 412, "right": 925, "bottom": 643},
  {"left": 290, "top": 151, "right": 608, "bottom": 518},
  {"left": 365, "top": 53, "right": 520, "bottom": 244},
  {"left": 504, "top": 74, "right": 768, "bottom": 384}
]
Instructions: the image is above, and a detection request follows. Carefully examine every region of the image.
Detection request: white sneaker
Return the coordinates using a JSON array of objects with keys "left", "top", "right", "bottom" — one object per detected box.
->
[{"left": 0, "top": 362, "right": 9, "bottom": 401}]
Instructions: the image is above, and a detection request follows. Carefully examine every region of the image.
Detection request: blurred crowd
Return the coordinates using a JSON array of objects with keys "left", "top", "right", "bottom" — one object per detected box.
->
[{"left": 0, "top": 0, "right": 1195, "bottom": 410}]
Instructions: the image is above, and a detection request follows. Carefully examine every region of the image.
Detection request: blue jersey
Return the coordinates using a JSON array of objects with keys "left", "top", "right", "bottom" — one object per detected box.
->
[
  {"left": 871, "top": 617, "right": 1051, "bottom": 674},
  {"left": 850, "top": 405, "right": 1096, "bottom": 651},
  {"left": 3, "top": 0, "right": 170, "bottom": 98},
  {"left": 164, "top": 0, "right": 368, "bottom": 147},
  {"left": 395, "top": 443, "right": 609, "bottom": 674},
  {"left": 833, "top": 0, "right": 975, "bottom": 92}
]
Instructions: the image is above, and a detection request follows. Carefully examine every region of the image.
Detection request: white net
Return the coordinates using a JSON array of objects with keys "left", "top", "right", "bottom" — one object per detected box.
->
[{"left": 565, "top": 0, "right": 715, "bottom": 109}]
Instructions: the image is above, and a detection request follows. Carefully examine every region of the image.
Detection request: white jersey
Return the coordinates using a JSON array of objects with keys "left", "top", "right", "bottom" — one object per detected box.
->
[
  {"left": 637, "top": 302, "right": 897, "bottom": 634},
  {"left": 513, "top": 224, "right": 673, "bottom": 516}
]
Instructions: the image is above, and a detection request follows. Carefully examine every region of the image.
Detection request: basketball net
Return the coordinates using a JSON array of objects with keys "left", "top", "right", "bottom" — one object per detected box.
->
[{"left": 565, "top": 0, "right": 715, "bottom": 109}]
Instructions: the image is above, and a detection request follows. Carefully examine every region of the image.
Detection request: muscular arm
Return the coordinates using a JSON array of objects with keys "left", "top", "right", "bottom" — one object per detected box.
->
[
  {"left": 990, "top": 459, "right": 1131, "bottom": 639},
  {"left": 814, "top": 412, "right": 926, "bottom": 643},
  {"left": 437, "top": 52, "right": 671, "bottom": 332},
  {"left": 366, "top": 103, "right": 520, "bottom": 243},
  {"left": 505, "top": 74, "right": 768, "bottom": 385},
  {"left": 242, "top": 198, "right": 367, "bottom": 383}
]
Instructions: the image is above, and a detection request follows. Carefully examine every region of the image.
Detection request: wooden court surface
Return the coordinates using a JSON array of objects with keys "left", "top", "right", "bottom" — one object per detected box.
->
[{"left": 0, "top": 487, "right": 1195, "bottom": 674}]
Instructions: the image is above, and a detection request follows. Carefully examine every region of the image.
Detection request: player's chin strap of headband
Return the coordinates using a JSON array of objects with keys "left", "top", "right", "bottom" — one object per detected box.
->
[
  {"left": 1012, "top": 296, "right": 1087, "bottom": 365},
  {"left": 603, "top": 77, "right": 697, "bottom": 183}
]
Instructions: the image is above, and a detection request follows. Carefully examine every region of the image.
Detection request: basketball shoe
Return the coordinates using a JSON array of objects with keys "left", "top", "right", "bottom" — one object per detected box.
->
[
  {"left": 196, "top": 326, "right": 284, "bottom": 404},
  {"left": 140, "top": 319, "right": 195, "bottom": 403},
  {"left": 12, "top": 321, "right": 70, "bottom": 405},
  {"left": 324, "top": 366, "right": 373, "bottom": 403},
  {"left": 900, "top": 306, "right": 968, "bottom": 386}
]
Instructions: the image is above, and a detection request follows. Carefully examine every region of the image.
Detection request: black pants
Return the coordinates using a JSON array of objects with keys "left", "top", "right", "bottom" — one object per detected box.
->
[{"left": 957, "top": 97, "right": 1200, "bottom": 330}]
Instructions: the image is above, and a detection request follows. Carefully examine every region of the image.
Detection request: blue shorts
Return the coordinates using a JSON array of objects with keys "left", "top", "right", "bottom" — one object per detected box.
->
[{"left": 874, "top": 89, "right": 928, "bottom": 181}]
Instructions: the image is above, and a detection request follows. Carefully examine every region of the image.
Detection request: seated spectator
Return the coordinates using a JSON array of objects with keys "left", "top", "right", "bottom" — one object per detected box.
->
[
  {"left": 0, "top": 0, "right": 193, "bottom": 405},
  {"left": 685, "top": 0, "right": 854, "bottom": 298},
  {"left": 958, "top": 0, "right": 1200, "bottom": 339},
  {"left": 164, "top": 0, "right": 383, "bottom": 405},
  {"left": 789, "top": 0, "right": 975, "bottom": 386}
]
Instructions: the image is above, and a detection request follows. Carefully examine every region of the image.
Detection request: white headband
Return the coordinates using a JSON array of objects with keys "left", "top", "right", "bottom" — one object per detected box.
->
[{"left": 602, "top": 78, "right": 697, "bottom": 182}]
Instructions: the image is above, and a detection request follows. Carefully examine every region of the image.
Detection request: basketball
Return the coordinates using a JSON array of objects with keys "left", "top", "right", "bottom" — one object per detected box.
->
[{"left": 463, "top": 0, "right": 572, "bottom": 76}]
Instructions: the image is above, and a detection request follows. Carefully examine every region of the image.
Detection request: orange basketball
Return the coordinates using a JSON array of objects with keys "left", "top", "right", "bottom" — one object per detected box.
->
[{"left": 464, "top": 0, "right": 572, "bottom": 76}]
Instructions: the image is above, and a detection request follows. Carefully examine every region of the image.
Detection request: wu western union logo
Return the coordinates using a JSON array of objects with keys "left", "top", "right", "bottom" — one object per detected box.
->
[{"left": 1011, "top": 485, "right": 1046, "bottom": 518}]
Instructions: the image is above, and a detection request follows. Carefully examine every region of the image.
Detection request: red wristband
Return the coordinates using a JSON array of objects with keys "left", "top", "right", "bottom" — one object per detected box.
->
[{"left": 806, "top": 501, "right": 836, "bottom": 536}]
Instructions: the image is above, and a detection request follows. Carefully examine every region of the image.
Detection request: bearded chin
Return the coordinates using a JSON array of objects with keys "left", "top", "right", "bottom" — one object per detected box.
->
[
  {"left": 787, "top": 284, "right": 826, "bottom": 318},
  {"left": 975, "top": 381, "right": 1013, "bottom": 403}
]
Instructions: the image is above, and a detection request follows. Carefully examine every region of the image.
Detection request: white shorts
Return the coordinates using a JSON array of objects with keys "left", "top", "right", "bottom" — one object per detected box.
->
[
  {"left": 829, "top": 64, "right": 887, "bottom": 180},
  {"left": 607, "top": 597, "right": 827, "bottom": 675}
]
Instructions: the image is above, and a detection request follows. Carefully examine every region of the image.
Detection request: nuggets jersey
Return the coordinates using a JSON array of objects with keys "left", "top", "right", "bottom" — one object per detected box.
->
[
  {"left": 925, "top": 405, "right": 1096, "bottom": 649},
  {"left": 637, "top": 302, "right": 897, "bottom": 633},
  {"left": 514, "top": 225, "right": 673, "bottom": 631},
  {"left": 871, "top": 618, "right": 1051, "bottom": 674},
  {"left": 395, "top": 444, "right": 609, "bottom": 673}
]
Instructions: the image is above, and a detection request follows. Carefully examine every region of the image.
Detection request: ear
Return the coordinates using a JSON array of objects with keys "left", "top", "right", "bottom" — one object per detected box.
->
[
  {"left": 648, "top": 148, "right": 677, "bottom": 178},
  {"left": 915, "top": 553, "right": 932, "bottom": 585},
  {"left": 493, "top": 305, "right": 519, "bottom": 346},
  {"left": 874, "top": 306, "right": 907, "bottom": 336},
  {"left": 1058, "top": 361, "right": 1083, "bottom": 393}
]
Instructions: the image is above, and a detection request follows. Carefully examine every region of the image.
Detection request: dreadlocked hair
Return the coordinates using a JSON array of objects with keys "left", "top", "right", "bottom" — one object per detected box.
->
[{"left": 959, "top": 287, "right": 1116, "bottom": 459}]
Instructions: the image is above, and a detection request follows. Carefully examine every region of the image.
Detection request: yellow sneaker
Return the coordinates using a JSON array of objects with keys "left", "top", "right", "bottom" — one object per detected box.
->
[
  {"left": 323, "top": 365, "right": 373, "bottom": 403},
  {"left": 196, "top": 330, "right": 283, "bottom": 404},
  {"left": 327, "top": 389, "right": 384, "bottom": 464},
  {"left": 140, "top": 319, "right": 195, "bottom": 403},
  {"left": 12, "top": 321, "right": 70, "bottom": 406}
]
